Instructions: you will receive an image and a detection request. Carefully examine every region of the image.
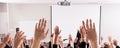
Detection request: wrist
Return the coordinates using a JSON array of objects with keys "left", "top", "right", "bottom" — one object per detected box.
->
[
  {"left": 54, "top": 35, "right": 58, "bottom": 44},
  {"left": 33, "top": 39, "right": 41, "bottom": 43},
  {"left": 34, "top": 36, "right": 42, "bottom": 41},
  {"left": 91, "top": 40, "right": 98, "bottom": 48},
  {"left": 1, "top": 41, "right": 7, "bottom": 47},
  {"left": 32, "top": 39, "right": 41, "bottom": 48},
  {"left": 55, "top": 35, "right": 58, "bottom": 37},
  {"left": 14, "top": 46, "right": 19, "bottom": 48}
]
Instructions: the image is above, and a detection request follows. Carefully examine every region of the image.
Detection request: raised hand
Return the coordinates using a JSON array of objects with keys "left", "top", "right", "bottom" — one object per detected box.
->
[
  {"left": 54, "top": 26, "right": 61, "bottom": 44},
  {"left": 82, "top": 19, "right": 97, "bottom": 41},
  {"left": 32, "top": 18, "right": 49, "bottom": 48},
  {"left": 68, "top": 34, "right": 73, "bottom": 43},
  {"left": 79, "top": 26, "right": 86, "bottom": 38},
  {"left": 113, "top": 40, "right": 118, "bottom": 46},
  {"left": 82, "top": 19, "right": 97, "bottom": 48},
  {"left": 58, "top": 36, "right": 63, "bottom": 48},
  {"left": 108, "top": 36, "right": 112, "bottom": 43},
  {"left": 34, "top": 18, "right": 49, "bottom": 41},
  {"left": 0, "top": 33, "right": 10, "bottom": 48},
  {"left": 108, "top": 36, "right": 114, "bottom": 48},
  {"left": 14, "top": 31, "right": 26, "bottom": 48},
  {"left": 3, "top": 33, "right": 10, "bottom": 44},
  {"left": 54, "top": 26, "right": 61, "bottom": 36}
]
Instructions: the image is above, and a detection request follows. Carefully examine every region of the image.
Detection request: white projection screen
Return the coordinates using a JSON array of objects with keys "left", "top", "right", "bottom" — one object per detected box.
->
[{"left": 52, "top": 5, "right": 100, "bottom": 43}]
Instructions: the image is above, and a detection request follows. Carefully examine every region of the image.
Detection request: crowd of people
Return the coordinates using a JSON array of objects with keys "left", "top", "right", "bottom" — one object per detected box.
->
[{"left": 0, "top": 18, "right": 120, "bottom": 48}]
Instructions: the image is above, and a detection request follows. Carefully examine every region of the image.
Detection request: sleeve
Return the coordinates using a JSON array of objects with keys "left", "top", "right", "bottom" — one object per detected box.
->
[
  {"left": 116, "top": 46, "right": 120, "bottom": 48},
  {"left": 53, "top": 44, "right": 58, "bottom": 48}
]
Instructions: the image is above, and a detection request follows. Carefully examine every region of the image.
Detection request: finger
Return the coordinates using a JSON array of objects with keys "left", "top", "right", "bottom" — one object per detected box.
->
[
  {"left": 90, "top": 19, "right": 93, "bottom": 29},
  {"left": 86, "top": 19, "right": 89, "bottom": 29},
  {"left": 19, "top": 32, "right": 24, "bottom": 38},
  {"left": 55, "top": 26, "right": 59, "bottom": 33},
  {"left": 42, "top": 20, "right": 47, "bottom": 31},
  {"left": 19, "top": 36, "right": 26, "bottom": 44},
  {"left": 17, "top": 31, "right": 22, "bottom": 36},
  {"left": 38, "top": 19, "right": 41, "bottom": 29},
  {"left": 40, "top": 18, "right": 44, "bottom": 29},
  {"left": 83, "top": 28, "right": 87, "bottom": 34},
  {"left": 16, "top": 31, "right": 20, "bottom": 39},
  {"left": 14, "top": 32, "right": 18, "bottom": 40},
  {"left": 93, "top": 23, "right": 96, "bottom": 32},
  {"left": 18, "top": 34, "right": 25, "bottom": 41},
  {"left": 5, "top": 33, "right": 10, "bottom": 39},
  {"left": 35, "top": 23, "right": 38, "bottom": 31},
  {"left": 82, "top": 21, "right": 86, "bottom": 30},
  {"left": 81, "top": 26, "right": 85, "bottom": 34}
]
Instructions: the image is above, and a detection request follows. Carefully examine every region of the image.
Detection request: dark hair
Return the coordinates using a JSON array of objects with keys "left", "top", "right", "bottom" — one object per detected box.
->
[{"left": 51, "top": 34, "right": 53, "bottom": 37}]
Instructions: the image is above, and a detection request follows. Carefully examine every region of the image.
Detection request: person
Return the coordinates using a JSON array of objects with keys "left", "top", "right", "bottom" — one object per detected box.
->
[
  {"left": 82, "top": 19, "right": 98, "bottom": 48},
  {"left": 14, "top": 31, "right": 26, "bottom": 48},
  {"left": 4, "top": 38, "right": 12, "bottom": 48},
  {"left": 53, "top": 26, "right": 61, "bottom": 48},
  {"left": 108, "top": 36, "right": 114, "bottom": 48},
  {"left": 113, "top": 40, "right": 120, "bottom": 48},
  {"left": 0, "top": 33, "right": 10, "bottom": 48},
  {"left": 76, "top": 30, "right": 81, "bottom": 43},
  {"left": 74, "top": 37, "right": 78, "bottom": 48},
  {"left": 103, "top": 42, "right": 110, "bottom": 48},
  {"left": 32, "top": 18, "right": 49, "bottom": 48},
  {"left": 49, "top": 34, "right": 54, "bottom": 48},
  {"left": 0, "top": 18, "right": 98, "bottom": 48},
  {"left": 67, "top": 34, "right": 73, "bottom": 48}
]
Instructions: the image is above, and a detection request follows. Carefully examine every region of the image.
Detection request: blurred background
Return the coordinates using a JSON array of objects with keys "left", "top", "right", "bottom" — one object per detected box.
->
[{"left": 0, "top": 0, "right": 120, "bottom": 46}]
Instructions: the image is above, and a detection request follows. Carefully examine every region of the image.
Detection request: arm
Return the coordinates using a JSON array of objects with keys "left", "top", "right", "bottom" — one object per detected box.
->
[
  {"left": 0, "top": 33, "right": 10, "bottom": 48},
  {"left": 53, "top": 26, "right": 61, "bottom": 48},
  {"left": 68, "top": 34, "right": 73, "bottom": 44},
  {"left": 108, "top": 36, "right": 114, "bottom": 48},
  {"left": 82, "top": 19, "right": 98, "bottom": 48},
  {"left": 14, "top": 31, "right": 26, "bottom": 48},
  {"left": 32, "top": 18, "right": 49, "bottom": 48},
  {"left": 74, "top": 37, "right": 78, "bottom": 48}
]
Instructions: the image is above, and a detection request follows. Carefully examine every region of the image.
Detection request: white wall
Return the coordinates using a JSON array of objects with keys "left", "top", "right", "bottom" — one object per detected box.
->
[
  {"left": 101, "top": 4, "right": 120, "bottom": 44},
  {"left": 8, "top": 3, "right": 51, "bottom": 41},
  {"left": 52, "top": 5, "right": 100, "bottom": 43},
  {"left": 0, "top": 3, "right": 8, "bottom": 34}
]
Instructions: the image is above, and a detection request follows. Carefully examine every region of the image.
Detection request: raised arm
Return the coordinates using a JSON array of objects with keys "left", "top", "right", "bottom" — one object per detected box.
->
[
  {"left": 53, "top": 26, "right": 61, "bottom": 48},
  {"left": 54, "top": 26, "right": 61, "bottom": 44},
  {"left": 14, "top": 31, "right": 26, "bottom": 48},
  {"left": 0, "top": 33, "right": 10, "bottom": 48},
  {"left": 32, "top": 18, "right": 49, "bottom": 48},
  {"left": 82, "top": 19, "right": 98, "bottom": 48}
]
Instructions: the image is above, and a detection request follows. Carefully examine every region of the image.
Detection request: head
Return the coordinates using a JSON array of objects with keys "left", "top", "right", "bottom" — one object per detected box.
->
[
  {"left": 108, "top": 36, "right": 112, "bottom": 42},
  {"left": 113, "top": 39, "right": 118, "bottom": 46},
  {"left": 50, "top": 34, "right": 53, "bottom": 41},
  {"left": 104, "top": 42, "right": 110, "bottom": 48}
]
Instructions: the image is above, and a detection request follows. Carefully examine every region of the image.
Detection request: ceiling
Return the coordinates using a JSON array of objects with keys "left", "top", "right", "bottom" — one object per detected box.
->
[{"left": 0, "top": 0, "right": 120, "bottom": 4}]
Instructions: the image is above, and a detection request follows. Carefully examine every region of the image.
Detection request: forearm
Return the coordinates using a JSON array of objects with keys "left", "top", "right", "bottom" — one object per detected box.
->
[
  {"left": 0, "top": 42, "right": 6, "bottom": 48},
  {"left": 54, "top": 35, "right": 58, "bottom": 44},
  {"left": 110, "top": 42, "right": 113, "bottom": 48},
  {"left": 91, "top": 41, "right": 98, "bottom": 48},
  {"left": 32, "top": 39, "right": 41, "bottom": 48}
]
